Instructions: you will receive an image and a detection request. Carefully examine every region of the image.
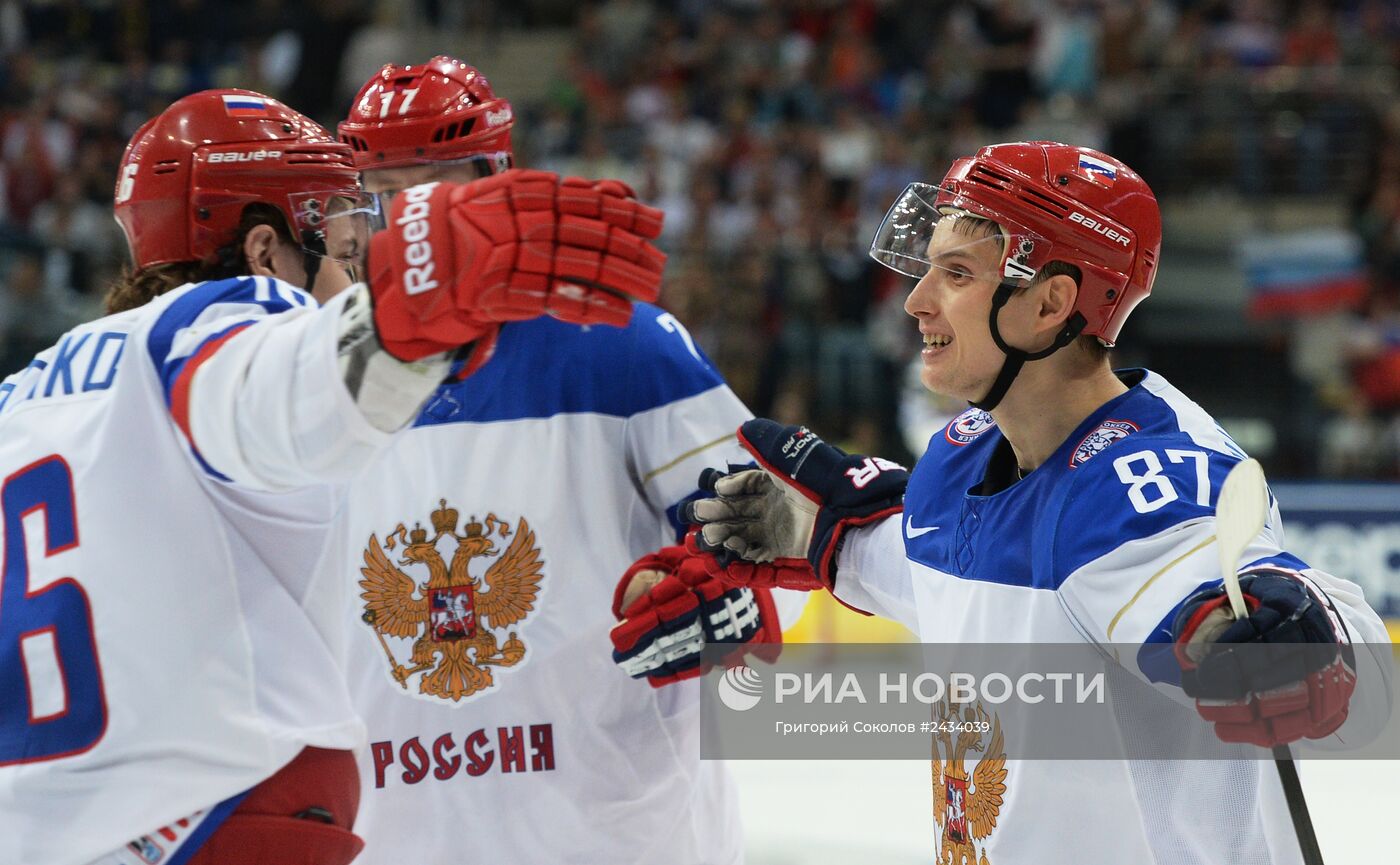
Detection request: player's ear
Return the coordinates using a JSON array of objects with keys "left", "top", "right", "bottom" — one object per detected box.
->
[
  {"left": 241, "top": 224, "right": 282, "bottom": 278},
  {"left": 1035, "top": 273, "right": 1079, "bottom": 333}
]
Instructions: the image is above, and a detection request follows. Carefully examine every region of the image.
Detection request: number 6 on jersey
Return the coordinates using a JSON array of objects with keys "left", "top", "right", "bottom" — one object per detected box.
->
[{"left": 0, "top": 456, "right": 107, "bottom": 765}]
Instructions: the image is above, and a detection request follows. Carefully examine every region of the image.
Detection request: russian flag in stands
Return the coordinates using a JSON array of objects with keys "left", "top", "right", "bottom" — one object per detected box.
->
[{"left": 1239, "top": 228, "right": 1369, "bottom": 318}]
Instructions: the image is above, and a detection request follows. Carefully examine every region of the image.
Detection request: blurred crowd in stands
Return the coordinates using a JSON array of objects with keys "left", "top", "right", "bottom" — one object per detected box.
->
[{"left": 1, "top": 0, "right": 1398, "bottom": 474}]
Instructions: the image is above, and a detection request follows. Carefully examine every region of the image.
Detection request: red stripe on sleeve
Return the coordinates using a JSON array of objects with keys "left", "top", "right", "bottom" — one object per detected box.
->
[{"left": 169, "top": 324, "right": 253, "bottom": 443}]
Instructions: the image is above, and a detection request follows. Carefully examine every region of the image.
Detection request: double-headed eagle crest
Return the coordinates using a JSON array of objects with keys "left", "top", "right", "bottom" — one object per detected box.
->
[
  {"left": 360, "top": 499, "right": 544, "bottom": 702},
  {"left": 932, "top": 699, "right": 1009, "bottom": 865}
]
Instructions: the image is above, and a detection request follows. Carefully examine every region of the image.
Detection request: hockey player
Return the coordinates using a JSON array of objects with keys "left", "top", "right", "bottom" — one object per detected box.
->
[
  {"left": 326, "top": 56, "right": 802, "bottom": 863},
  {"left": 638, "top": 142, "right": 1392, "bottom": 863},
  {"left": 0, "top": 88, "right": 667, "bottom": 865}
]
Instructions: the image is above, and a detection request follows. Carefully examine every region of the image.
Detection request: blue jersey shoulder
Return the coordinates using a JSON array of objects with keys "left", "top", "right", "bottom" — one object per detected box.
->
[
  {"left": 1048, "top": 431, "right": 1242, "bottom": 582},
  {"left": 415, "top": 303, "right": 728, "bottom": 427}
]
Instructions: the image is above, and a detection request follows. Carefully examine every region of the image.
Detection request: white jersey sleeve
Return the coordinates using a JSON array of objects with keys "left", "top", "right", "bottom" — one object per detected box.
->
[
  {"left": 1050, "top": 433, "right": 1391, "bottom": 743},
  {"left": 143, "top": 276, "right": 394, "bottom": 490},
  {"left": 618, "top": 308, "right": 809, "bottom": 628},
  {"left": 833, "top": 514, "right": 920, "bottom": 629},
  {"left": 621, "top": 308, "right": 749, "bottom": 527}
]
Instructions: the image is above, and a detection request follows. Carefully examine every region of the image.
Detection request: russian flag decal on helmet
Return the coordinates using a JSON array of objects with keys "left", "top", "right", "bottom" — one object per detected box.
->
[
  {"left": 1076, "top": 154, "right": 1118, "bottom": 185},
  {"left": 221, "top": 94, "right": 269, "bottom": 117}
]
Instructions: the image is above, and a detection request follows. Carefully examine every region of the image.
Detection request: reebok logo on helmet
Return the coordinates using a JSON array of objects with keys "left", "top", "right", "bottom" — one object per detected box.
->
[
  {"left": 397, "top": 182, "right": 440, "bottom": 295},
  {"left": 484, "top": 107, "right": 512, "bottom": 128}
]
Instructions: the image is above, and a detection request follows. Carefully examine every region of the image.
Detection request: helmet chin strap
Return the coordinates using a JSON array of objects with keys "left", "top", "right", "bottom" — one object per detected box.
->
[
  {"left": 971, "top": 281, "right": 1087, "bottom": 412},
  {"left": 301, "top": 228, "right": 326, "bottom": 291}
]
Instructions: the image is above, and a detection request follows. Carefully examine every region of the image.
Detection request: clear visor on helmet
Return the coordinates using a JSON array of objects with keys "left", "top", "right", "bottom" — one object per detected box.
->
[
  {"left": 364, "top": 151, "right": 513, "bottom": 215},
  {"left": 869, "top": 182, "right": 1046, "bottom": 288},
  {"left": 288, "top": 189, "right": 381, "bottom": 280}
]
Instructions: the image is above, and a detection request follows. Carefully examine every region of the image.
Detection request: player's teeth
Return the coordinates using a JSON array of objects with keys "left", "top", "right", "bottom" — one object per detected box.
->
[{"left": 923, "top": 335, "right": 950, "bottom": 347}]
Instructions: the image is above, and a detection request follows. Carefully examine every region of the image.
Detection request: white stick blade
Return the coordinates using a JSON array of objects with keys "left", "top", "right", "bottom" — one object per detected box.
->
[{"left": 1216, "top": 458, "right": 1269, "bottom": 617}]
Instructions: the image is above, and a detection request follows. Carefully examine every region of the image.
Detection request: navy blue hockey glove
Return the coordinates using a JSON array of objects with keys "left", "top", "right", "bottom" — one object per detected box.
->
[
  {"left": 682, "top": 419, "right": 908, "bottom": 590},
  {"left": 610, "top": 545, "right": 781, "bottom": 688},
  {"left": 1172, "top": 568, "right": 1356, "bottom": 747}
]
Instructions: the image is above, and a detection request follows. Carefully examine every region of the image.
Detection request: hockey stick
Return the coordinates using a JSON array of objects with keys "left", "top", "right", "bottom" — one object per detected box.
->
[{"left": 1216, "top": 458, "right": 1325, "bottom": 865}]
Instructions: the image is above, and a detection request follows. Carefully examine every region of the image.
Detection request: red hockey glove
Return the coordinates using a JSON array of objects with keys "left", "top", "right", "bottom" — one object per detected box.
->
[
  {"left": 682, "top": 420, "right": 908, "bottom": 590},
  {"left": 1172, "top": 568, "right": 1356, "bottom": 747},
  {"left": 610, "top": 545, "right": 782, "bottom": 688},
  {"left": 368, "top": 170, "right": 666, "bottom": 364},
  {"left": 682, "top": 530, "right": 821, "bottom": 591}
]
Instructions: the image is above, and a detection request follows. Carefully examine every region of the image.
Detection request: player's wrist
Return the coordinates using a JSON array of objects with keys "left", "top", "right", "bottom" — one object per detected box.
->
[
  {"left": 333, "top": 284, "right": 455, "bottom": 432},
  {"left": 683, "top": 530, "right": 826, "bottom": 591}
]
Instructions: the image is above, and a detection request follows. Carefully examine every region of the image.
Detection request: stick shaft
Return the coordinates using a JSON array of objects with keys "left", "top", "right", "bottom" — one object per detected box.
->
[
  {"left": 1273, "top": 745, "right": 1325, "bottom": 865},
  {"left": 1218, "top": 460, "right": 1325, "bottom": 864}
]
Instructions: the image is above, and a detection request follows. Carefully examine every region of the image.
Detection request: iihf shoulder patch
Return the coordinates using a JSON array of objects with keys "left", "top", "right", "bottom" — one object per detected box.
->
[
  {"left": 945, "top": 408, "right": 997, "bottom": 446},
  {"left": 1070, "top": 419, "right": 1139, "bottom": 467}
]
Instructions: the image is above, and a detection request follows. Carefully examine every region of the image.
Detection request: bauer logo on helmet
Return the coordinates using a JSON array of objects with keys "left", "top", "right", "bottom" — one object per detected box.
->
[
  {"left": 207, "top": 149, "right": 284, "bottom": 164},
  {"left": 1068, "top": 212, "right": 1131, "bottom": 247}
]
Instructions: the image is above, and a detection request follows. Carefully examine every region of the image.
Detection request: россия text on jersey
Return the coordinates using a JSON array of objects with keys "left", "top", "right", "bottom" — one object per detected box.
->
[{"left": 370, "top": 723, "right": 555, "bottom": 788}]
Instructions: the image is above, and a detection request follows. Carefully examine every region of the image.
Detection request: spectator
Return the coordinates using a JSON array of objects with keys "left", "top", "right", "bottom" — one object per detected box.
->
[
  {"left": 1, "top": 0, "right": 1397, "bottom": 478},
  {"left": 30, "top": 174, "right": 121, "bottom": 299},
  {"left": 0, "top": 248, "right": 67, "bottom": 374}
]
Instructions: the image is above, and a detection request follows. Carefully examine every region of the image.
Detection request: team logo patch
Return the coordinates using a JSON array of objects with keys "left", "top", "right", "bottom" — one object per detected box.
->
[
  {"left": 946, "top": 408, "right": 997, "bottom": 446},
  {"left": 360, "top": 499, "right": 543, "bottom": 704},
  {"left": 1070, "top": 419, "right": 1139, "bottom": 467},
  {"left": 933, "top": 697, "right": 1007, "bottom": 863},
  {"left": 1077, "top": 153, "right": 1117, "bottom": 184}
]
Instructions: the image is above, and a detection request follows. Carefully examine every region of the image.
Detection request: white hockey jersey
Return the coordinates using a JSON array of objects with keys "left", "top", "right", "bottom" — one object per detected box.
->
[
  {"left": 835, "top": 369, "right": 1391, "bottom": 865},
  {"left": 315, "top": 303, "right": 802, "bottom": 864},
  {"left": 0, "top": 277, "right": 385, "bottom": 865}
]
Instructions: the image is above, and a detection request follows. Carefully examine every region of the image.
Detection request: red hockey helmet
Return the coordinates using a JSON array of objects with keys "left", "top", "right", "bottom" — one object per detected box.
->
[
  {"left": 871, "top": 141, "right": 1161, "bottom": 346},
  {"left": 337, "top": 55, "right": 514, "bottom": 172},
  {"left": 114, "top": 89, "right": 363, "bottom": 270}
]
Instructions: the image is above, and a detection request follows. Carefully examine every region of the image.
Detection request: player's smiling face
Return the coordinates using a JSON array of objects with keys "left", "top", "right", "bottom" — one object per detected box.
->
[{"left": 903, "top": 215, "right": 1011, "bottom": 400}]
